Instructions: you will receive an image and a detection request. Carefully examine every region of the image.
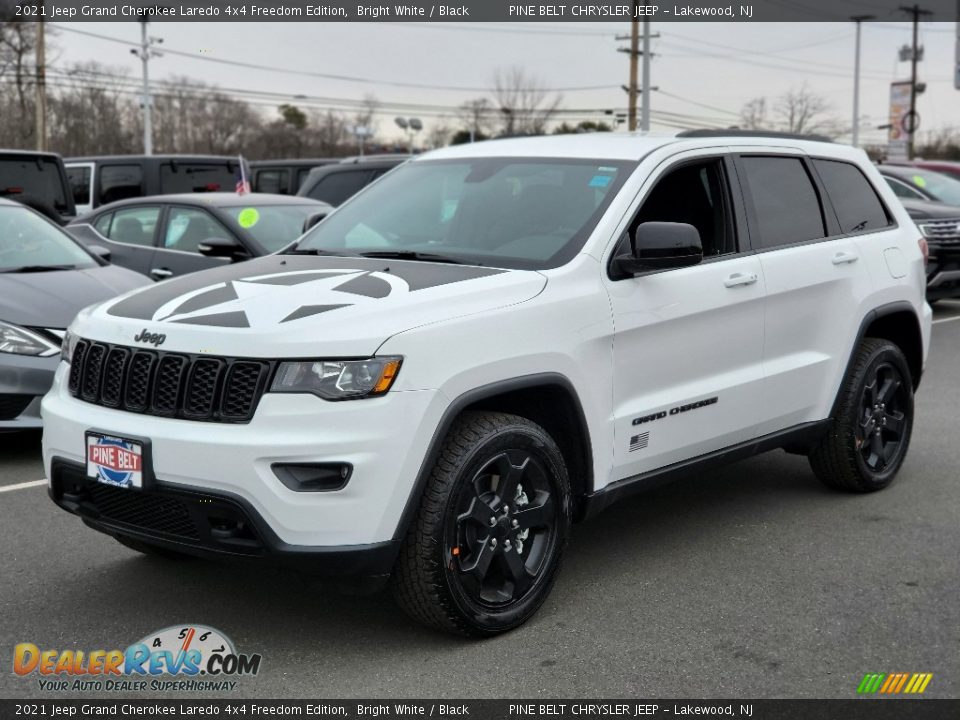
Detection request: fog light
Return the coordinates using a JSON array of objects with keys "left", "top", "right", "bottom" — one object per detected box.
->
[{"left": 272, "top": 463, "right": 352, "bottom": 492}]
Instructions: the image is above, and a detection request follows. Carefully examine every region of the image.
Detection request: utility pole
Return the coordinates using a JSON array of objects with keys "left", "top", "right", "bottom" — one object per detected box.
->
[
  {"left": 34, "top": 9, "right": 47, "bottom": 151},
  {"left": 617, "top": 11, "right": 657, "bottom": 132},
  {"left": 130, "top": 20, "right": 162, "bottom": 155},
  {"left": 851, "top": 15, "right": 873, "bottom": 147},
  {"left": 899, "top": 4, "right": 931, "bottom": 158}
]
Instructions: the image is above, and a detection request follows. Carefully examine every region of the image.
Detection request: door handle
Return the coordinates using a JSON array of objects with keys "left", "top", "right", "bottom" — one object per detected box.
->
[
  {"left": 150, "top": 268, "right": 173, "bottom": 280},
  {"left": 724, "top": 272, "right": 758, "bottom": 288},
  {"left": 832, "top": 251, "right": 859, "bottom": 265}
]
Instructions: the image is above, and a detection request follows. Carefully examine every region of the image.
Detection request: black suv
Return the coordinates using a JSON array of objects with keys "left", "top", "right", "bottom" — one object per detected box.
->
[{"left": 296, "top": 156, "right": 405, "bottom": 207}]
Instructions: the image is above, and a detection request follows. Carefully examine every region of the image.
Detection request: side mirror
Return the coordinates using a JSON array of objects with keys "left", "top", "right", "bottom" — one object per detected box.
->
[
  {"left": 303, "top": 212, "right": 328, "bottom": 232},
  {"left": 612, "top": 221, "right": 703, "bottom": 277},
  {"left": 197, "top": 236, "right": 247, "bottom": 259},
  {"left": 88, "top": 245, "right": 111, "bottom": 262}
]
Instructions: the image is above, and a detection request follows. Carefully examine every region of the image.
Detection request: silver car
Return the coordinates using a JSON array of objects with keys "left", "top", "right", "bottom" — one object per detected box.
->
[{"left": 0, "top": 198, "right": 149, "bottom": 430}]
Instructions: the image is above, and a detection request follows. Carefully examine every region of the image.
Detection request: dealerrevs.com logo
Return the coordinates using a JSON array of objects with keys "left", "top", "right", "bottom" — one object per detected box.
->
[{"left": 13, "top": 625, "right": 262, "bottom": 692}]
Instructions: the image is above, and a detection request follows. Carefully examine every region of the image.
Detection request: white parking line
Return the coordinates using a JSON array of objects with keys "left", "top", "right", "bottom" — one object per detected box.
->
[
  {"left": 933, "top": 315, "right": 960, "bottom": 325},
  {"left": 0, "top": 479, "right": 47, "bottom": 494}
]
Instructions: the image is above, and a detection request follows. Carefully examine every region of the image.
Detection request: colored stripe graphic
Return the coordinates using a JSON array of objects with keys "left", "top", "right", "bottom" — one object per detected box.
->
[{"left": 858, "top": 672, "right": 932, "bottom": 694}]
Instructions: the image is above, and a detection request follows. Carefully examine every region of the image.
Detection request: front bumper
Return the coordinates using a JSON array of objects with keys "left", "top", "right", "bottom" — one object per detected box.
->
[
  {"left": 926, "top": 244, "right": 960, "bottom": 301},
  {"left": 49, "top": 458, "right": 400, "bottom": 576},
  {"left": 42, "top": 362, "right": 445, "bottom": 551},
  {"left": 0, "top": 352, "right": 58, "bottom": 430}
]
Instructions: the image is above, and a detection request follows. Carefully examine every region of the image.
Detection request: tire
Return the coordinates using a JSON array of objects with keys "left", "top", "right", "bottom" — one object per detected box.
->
[
  {"left": 392, "top": 411, "right": 572, "bottom": 637},
  {"left": 115, "top": 535, "right": 192, "bottom": 560},
  {"left": 809, "top": 338, "right": 914, "bottom": 492}
]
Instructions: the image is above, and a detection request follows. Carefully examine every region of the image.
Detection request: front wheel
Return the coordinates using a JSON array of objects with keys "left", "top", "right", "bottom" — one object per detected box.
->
[
  {"left": 809, "top": 338, "right": 915, "bottom": 492},
  {"left": 392, "top": 411, "right": 572, "bottom": 636}
]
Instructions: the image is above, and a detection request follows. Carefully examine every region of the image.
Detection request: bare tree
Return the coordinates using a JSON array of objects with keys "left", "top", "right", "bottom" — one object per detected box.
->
[
  {"left": 775, "top": 85, "right": 835, "bottom": 135},
  {"left": 0, "top": 20, "right": 37, "bottom": 146},
  {"left": 739, "top": 97, "right": 768, "bottom": 130},
  {"left": 491, "top": 66, "right": 561, "bottom": 136},
  {"left": 457, "top": 97, "right": 494, "bottom": 141},
  {"left": 426, "top": 119, "right": 452, "bottom": 149}
]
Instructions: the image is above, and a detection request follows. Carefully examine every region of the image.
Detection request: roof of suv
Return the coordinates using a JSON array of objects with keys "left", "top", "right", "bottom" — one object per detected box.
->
[
  {"left": 419, "top": 131, "right": 845, "bottom": 163},
  {"left": 65, "top": 154, "right": 236, "bottom": 163}
]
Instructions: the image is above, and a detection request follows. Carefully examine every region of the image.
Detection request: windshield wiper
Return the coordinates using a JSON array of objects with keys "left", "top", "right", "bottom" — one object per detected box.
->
[
  {"left": 357, "top": 250, "right": 475, "bottom": 265},
  {"left": 283, "top": 248, "right": 364, "bottom": 258},
  {"left": 0, "top": 264, "right": 78, "bottom": 273}
]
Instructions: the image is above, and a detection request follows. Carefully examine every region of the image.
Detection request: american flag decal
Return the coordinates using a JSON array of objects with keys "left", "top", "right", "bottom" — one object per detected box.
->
[{"left": 629, "top": 432, "right": 650, "bottom": 452}]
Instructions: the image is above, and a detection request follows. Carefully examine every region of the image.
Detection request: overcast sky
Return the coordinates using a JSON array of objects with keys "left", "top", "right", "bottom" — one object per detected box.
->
[{"left": 44, "top": 21, "right": 960, "bottom": 148}]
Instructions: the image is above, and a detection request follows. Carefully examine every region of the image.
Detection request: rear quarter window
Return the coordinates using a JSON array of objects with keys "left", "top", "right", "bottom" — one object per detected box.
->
[
  {"left": 0, "top": 157, "right": 70, "bottom": 214},
  {"left": 813, "top": 159, "right": 892, "bottom": 234}
]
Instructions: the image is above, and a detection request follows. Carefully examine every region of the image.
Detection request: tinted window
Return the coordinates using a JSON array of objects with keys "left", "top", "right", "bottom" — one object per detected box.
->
[
  {"left": 296, "top": 168, "right": 313, "bottom": 190},
  {"left": 254, "top": 169, "right": 289, "bottom": 195},
  {"left": 0, "top": 156, "right": 70, "bottom": 214},
  {"left": 107, "top": 206, "right": 159, "bottom": 247},
  {"left": 633, "top": 159, "right": 736, "bottom": 258},
  {"left": 741, "top": 156, "right": 825, "bottom": 248},
  {"left": 159, "top": 163, "right": 235, "bottom": 194},
  {"left": 99, "top": 164, "right": 144, "bottom": 205},
  {"left": 164, "top": 207, "right": 232, "bottom": 253},
  {"left": 296, "top": 158, "right": 632, "bottom": 270},
  {"left": 306, "top": 170, "right": 372, "bottom": 206},
  {"left": 66, "top": 166, "right": 91, "bottom": 206},
  {"left": 814, "top": 160, "right": 891, "bottom": 234},
  {"left": 0, "top": 205, "right": 95, "bottom": 271}
]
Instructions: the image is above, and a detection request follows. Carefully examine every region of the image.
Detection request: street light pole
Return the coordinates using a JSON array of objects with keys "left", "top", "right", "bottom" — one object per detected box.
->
[{"left": 851, "top": 15, "right": 874, "bottom": 147}]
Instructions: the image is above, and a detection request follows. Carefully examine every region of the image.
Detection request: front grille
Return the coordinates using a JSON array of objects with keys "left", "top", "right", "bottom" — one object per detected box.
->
[
  {"left": 88, "top": 482, "right": 200, "bottom": 540},
  {"left": 69, "top": 339, "right": 271, "bottom": 423},
  {"left": 919, "top": 218, "right": 960, "bottom": 244},
  {"left": 0, "top": 394, "right": 33, "bottom": 420}
]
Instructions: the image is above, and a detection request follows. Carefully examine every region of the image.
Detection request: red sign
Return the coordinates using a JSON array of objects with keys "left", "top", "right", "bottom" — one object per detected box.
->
[{"left": 88, "top": 444, "right": 141, "bottom": 473}]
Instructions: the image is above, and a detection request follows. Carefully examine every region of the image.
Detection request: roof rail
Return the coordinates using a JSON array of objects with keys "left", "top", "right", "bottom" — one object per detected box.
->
[{"left": 676, "top": 129, "right": 834, "bottom": 143}]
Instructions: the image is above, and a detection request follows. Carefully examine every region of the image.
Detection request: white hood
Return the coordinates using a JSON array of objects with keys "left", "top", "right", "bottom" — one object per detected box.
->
[{"left": 74, "top": 254, "right": 546, "bottom": 358}]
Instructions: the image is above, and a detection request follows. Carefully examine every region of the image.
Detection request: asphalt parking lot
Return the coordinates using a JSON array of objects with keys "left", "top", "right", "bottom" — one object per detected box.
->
[{"left": 1, "top": 302, "right": 958, "bottom": 700}]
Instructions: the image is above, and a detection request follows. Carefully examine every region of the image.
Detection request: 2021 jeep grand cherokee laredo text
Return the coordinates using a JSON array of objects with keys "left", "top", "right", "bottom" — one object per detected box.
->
[{"left": 43, "top": 132, "right": 932, "bottom": 636}]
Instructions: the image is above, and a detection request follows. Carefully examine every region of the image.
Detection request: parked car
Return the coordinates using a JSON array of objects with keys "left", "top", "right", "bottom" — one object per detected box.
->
[
  {"left": 878, "top": 164, "right": 960, "bottom": 206},
  {"left": 0, "top": 198, "right": 148, "bottom": 430},
  {"left": 297, "top": 156, "right": 405, "bottom": 206},
  {"left": 249, "top": 159, "right": 338, "bottom": 195},
  {"left": 898, "top": 197, "right": 960, "bottom": 301},
  {"left": 0, "top": 149, "right": 76, "bottom": 224},
  {"left": 64, "top": 155, "right": 243, "bottom": 215},
  {"left": 66, "top": 193, "right": 332, "bottom": 282},
  {"left": 888, "top": 158, "right": 960, "bottom": 182},
  {"left": 44, "top": 131, "right": 930, "bottom": 635}
]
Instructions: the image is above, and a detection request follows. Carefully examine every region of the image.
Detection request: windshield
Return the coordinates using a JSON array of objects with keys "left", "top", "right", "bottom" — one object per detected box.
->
[
  {"left": 0, "top": 206, "right": 96, "bottom": 272},
  {"left": 293, "top": 157, "right": 634, "bottom": 269},
  {"left": 898, "top": 169, "right": 960, "bottom": 205},
  {"left": 221, "top": 203, "right": 322, "bottom": 253},
  {"left": 0, "top": 157, "right": 71, "bottom": 215}
]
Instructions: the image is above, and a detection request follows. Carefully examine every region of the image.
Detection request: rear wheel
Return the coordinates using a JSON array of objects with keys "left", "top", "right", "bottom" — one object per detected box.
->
[
  {"left": 392, "top": 411, "right": 572, "bottom": 636},
  {"left": 809, "top": 338, "right": 914, "bottom": 492}
]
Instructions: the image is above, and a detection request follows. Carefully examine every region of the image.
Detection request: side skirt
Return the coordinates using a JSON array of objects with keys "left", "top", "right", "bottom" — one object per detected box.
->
[{"left": 580, "top": 420, "right": 831, "bottom": 520}]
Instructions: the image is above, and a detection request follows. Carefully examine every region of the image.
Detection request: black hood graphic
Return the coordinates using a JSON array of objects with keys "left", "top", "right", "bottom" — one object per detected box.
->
[{"left": 106, "top": 255, "right": 505, "bottom": 328}]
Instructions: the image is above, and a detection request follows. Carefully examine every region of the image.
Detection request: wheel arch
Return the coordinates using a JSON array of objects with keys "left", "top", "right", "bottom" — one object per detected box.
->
[
  {"left": 831, "top": 301, "right": 924, "bottom": 417},
  {"left": 392, "top": 373, "right": 594, "bottom": 542}
]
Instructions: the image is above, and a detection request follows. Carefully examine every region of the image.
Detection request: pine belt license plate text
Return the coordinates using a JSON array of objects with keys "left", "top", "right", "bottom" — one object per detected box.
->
[{"left": 86, "top": 432, "right": 144, "bottom": 489}]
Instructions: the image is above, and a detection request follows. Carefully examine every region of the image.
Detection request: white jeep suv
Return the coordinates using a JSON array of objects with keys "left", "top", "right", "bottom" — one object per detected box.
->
[{"left": 43, "top": 131, "right": 932, "bottom": 636}]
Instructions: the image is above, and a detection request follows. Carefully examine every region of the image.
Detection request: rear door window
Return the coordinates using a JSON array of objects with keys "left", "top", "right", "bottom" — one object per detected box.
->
[
  {"left": 106, "top": 206, "right": 160, "bottom": 247},
  {"left": 99, "top": 164, "right": 144, "bottom": 205},
  {"left": 740, "top": 156, "right": 826, "bottom": 249},
  {"left": 159, "top": 163, "right": 235, "bottom": 193}
]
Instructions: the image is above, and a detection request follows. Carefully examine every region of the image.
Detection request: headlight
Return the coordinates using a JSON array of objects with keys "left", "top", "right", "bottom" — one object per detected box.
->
[
  {"left": 61, "top": 330, "right": 79, "bottom": 364},
  {"left": 0, "top": 321, "right": 60, "bottom": 357},
  {"left": 270, "top": 357, "right": 402, "bottom": 400}
]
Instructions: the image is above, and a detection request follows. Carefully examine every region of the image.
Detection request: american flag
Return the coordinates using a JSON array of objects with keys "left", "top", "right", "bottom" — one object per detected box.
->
[{"left": 235, "top": 155, "right": 251, "bottom": 195}]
